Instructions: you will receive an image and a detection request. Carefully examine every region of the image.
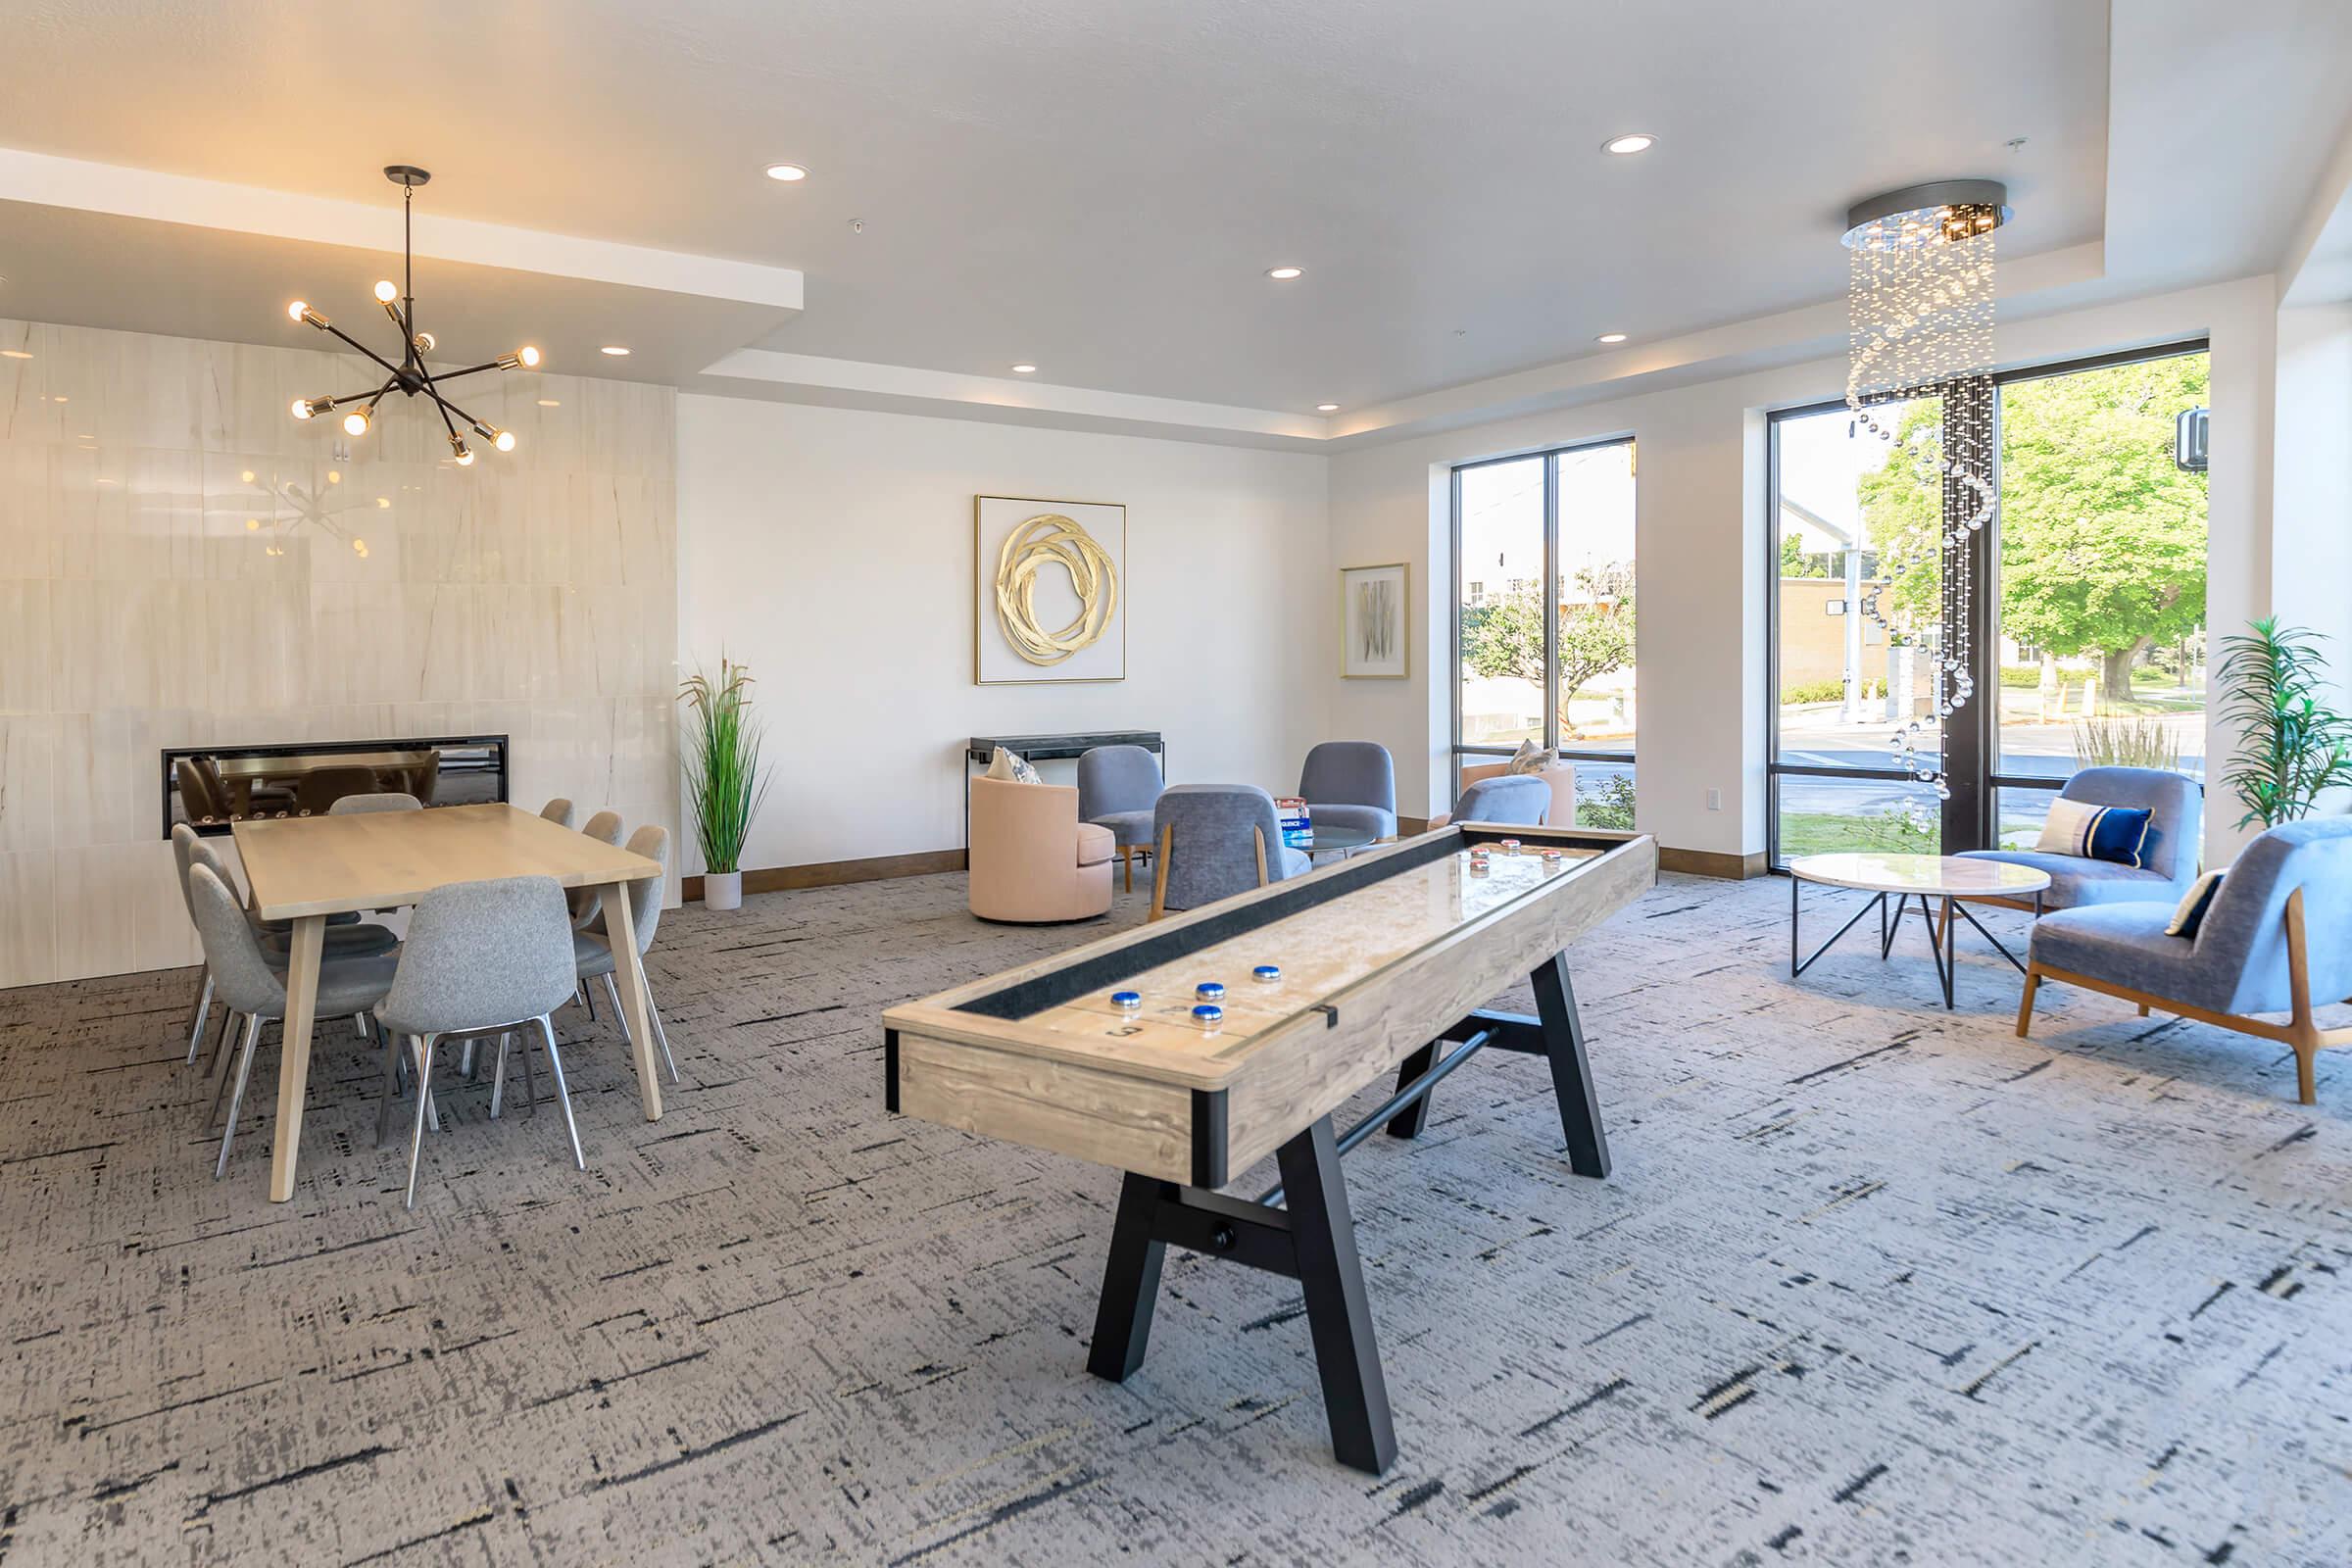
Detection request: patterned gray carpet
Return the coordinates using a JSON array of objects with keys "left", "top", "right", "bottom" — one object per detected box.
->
[{"left": 0, "top": 869, "right": 2344, "bottom": 1566}]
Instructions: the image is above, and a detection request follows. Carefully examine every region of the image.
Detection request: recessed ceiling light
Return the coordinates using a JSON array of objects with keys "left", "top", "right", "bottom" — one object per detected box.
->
[
  {"left": 0, "top": 349, "right": 30, "bottom": 360},
  {"left": 1010, "top": 364, "right": 1038, "bottom": 374},
  {"left": 537, "top": 398, "right": 562, "bottom": 407},
  {"left": 1316, "top": 403, "right": 1340, "bottom": 413},
  {"left": 600, "top": 345, "right": 630, "bottom": 356},
  {"left": 1601, "top": 132, "right": 1657, "bottom": 156},
  {"left": 1267, "top": 266, "right": 1304, "bottom": 280},
  {"left": 1596, "top": 332, "right": 1628, "bottom": 344},
  {"left": 763, "top": 164, "right": 808, "bottom": 182}
]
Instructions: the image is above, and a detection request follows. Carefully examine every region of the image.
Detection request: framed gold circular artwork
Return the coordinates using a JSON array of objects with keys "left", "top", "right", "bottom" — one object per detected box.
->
[{"left": 974, "top": 496, "right": 1127, "bottom": 683}]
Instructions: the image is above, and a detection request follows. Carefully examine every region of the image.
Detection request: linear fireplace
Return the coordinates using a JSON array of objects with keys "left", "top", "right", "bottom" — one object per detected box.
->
[{"left": 161, "top": 735, "right": 510, "bottom": 837}]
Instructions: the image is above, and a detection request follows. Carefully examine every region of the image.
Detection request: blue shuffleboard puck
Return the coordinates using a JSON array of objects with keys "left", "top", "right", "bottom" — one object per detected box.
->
[
  {"left": 1196, "top": 981, "right": 1225, "bottom": 1002},
  {"left": 1111, "top": 991, "right": 1143, "bottom": 1009},
  {"left": 1251, "top": 964, "right": 1281, "bottom": 983},
  {"left": 1192, "top": 1004, "right": 1224, "bottom": 1025}
]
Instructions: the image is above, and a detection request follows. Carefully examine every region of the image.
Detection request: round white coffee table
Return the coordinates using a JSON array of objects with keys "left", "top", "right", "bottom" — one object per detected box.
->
[{"left": 1787, "top": 853, "right": 2052, "bottom": 1009}]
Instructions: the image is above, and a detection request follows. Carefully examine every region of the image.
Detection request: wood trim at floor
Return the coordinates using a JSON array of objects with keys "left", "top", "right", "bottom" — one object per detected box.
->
[
  {"left": 683, "top": 848, "right": 967, "bottom": 902},
  {"left": 1657, "top": 846, "right": 1767, "bottom": 880}
]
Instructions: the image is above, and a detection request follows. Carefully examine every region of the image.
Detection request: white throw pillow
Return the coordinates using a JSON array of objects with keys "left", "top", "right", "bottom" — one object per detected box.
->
[
  {"left": 2165, "top": 869, "right": 2226, "bottom": 938},
  {"left": 1505, "top": 738, "right": 1557, "bottom": 776},
  {"left": 986, "top": 746, "right": 1042, "bottom": 784}
]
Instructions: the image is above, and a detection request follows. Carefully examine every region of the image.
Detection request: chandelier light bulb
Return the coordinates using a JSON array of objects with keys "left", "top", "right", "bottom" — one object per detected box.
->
[
  {"left": 516, "top": 345, "right": 540, "bottom": 368},
  {"left": 343, "top": 410, "right": 370, "bottom": 437},
  {"left": 494, "top": 429, "right": 516, "bottom": 453},
  {"left": 245, "top": 517, "right": 260, "bottom": 531},
  {"left": 287, "top": 300, "right": 308, "bottom": 322},
  {"left": 290, "top": 397, "right": 315, "bottom": 419},
  {"left": 414, "top": 330, "right": 436, "bottom": 353},
  {"left": 455, "top": 447, "right": 475, "bottom": 466},
  {"left": 374, "top": 279, "right": 399, "bottom": 304}
]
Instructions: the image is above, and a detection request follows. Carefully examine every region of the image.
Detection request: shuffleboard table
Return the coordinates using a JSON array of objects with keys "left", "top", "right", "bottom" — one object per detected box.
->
[{"left": 881, "top": 821, "right": 1656, "bottom": 1473}]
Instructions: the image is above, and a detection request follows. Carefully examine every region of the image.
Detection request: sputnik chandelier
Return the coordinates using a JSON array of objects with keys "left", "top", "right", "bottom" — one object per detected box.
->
[
  {"left": 284, "top": 166, "right": 539, "bottom": 466},
  {"left": 1841, "top": 178, "right": 2009, "bottom": 798}
]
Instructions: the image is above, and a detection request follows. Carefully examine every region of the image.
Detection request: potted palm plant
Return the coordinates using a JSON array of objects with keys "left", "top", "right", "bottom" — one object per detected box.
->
[
  {"left": 679, "top": 658, "right": 772, "bottom": 910},
  {"left": 2218, "top": 617, "right": 2352, "bottom": 830}
]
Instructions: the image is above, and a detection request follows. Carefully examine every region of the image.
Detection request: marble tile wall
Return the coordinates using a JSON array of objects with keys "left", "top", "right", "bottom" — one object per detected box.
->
[{"left": 0, "top": 316, "right": 679, "bottom": 987}]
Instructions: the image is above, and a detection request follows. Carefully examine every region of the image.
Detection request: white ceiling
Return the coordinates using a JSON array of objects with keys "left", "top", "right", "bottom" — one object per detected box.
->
[{"left": 0, "top": 0, "right": 2344, "bottom": 443}]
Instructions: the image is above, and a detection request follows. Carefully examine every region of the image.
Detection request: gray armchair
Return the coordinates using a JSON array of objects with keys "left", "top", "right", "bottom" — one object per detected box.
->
[
  {"left": 1957, "top": 766, "right": 2201, "bottom": 910},
  {"left": 1078, "top": 744, "right": 1164, "bottom": 893},
  {"left": 2018, "top": 818, "right": 2352, "bottom": 1104},
  {"left": 1150, "top": 784, "right": 1310, "bottom": 918},
  {"left": 1425, "top": 774, "right": 1550, "bottom": 830},
  {"left": 1299, "top": 742, "right": 1397, "bottom": 841}
]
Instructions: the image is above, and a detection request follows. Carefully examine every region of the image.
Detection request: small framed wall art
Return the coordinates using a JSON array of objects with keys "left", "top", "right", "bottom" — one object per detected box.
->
[
  {"left": 974, "top": 496, "right": 1127, "bottom": 684},
  {"left": 1340, "top": 562, "right": 1408, "bottom": 679}
]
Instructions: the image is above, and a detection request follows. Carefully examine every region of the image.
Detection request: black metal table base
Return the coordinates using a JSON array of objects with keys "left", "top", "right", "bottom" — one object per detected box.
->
[
  {"left": 1789, "top": 877, "right": 2041, "bottom": 1009},
  {"left": 1087, "top": 951, "right": 1608, "bottom": 1475}
]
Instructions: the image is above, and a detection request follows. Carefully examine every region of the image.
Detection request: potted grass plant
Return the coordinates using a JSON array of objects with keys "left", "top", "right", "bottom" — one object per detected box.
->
[{"left": 679, "top": 658, "right": 772, "bottom": 911}]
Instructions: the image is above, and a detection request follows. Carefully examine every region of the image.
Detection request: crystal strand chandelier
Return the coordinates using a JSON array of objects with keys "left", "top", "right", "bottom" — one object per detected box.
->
[
  {"left": 1842, "top": 179, "right": 2009, "bottom": 800},
  {"left": 282, "top": 166, "right": 541, "bottom": 466}
]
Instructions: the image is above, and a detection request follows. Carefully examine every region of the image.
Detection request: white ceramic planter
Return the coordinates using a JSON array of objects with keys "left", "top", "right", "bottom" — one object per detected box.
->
[{"left": 704, "top": 870, "right": 744, "bottom": 911}]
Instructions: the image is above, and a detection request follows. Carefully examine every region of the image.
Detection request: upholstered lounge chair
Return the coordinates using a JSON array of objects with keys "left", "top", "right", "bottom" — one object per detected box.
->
[
  {"left": 1299, "top": 742, "right": 1398, "bottom": 841},
  {"left": 1957, "top": 765, "right": 2201, "bottom": 911},
  {"left": 1077, "top": 744, "right": 1164, "bottom": 893},
  {"left": 1455, "top": 758, "right": 1578, "bottom": 825},
  {"left": 968, "top": 775, "right": 1114, "bottom": 923},
  {"left": 1424, "top": 773, "right": 1551, "bottom": 830},
  {"left": 2017, "top": 818, "right": 2352, "bottom": 1104},
  {"left": 1149, "top": 784, "right": 1310, "bottom": 918}
]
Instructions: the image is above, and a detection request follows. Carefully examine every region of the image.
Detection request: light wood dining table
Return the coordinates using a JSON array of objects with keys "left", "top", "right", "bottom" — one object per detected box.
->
[{"left": 231, "top": 803, "right": 668, "bottom": 1201}]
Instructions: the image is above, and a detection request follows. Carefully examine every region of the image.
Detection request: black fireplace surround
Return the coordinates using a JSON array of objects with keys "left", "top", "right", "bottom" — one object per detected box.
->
[{"left": 161, "top": 735, "right": 510, "bottom": 837}]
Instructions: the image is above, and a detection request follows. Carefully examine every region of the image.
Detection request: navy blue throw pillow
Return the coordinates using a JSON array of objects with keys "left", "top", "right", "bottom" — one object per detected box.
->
[{"left": 2036, "top": 799, "right": 2153, "bottom": 868}]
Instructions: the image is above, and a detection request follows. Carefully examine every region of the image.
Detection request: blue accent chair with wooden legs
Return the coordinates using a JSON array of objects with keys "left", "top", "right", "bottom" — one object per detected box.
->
[
  {"left": 2016, "top": 819, "right": 2352, "bottom": 1104},
  {"left": 1957, "top": 766, "right": 2202, "bottom": 911}
]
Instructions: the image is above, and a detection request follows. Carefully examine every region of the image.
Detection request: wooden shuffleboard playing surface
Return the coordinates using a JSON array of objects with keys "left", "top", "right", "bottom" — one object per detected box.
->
[{"left": 883, "top": 822, "right": 1654, "bottom": 1474}]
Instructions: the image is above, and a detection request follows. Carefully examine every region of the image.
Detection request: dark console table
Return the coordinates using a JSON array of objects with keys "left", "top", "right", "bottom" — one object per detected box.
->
[{"left": 964, "top": 730, "right": 1165, "bottom": 849}]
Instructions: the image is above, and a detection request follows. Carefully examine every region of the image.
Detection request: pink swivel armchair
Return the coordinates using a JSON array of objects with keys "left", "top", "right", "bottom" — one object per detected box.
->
[{"left": 968, "top": 775, "right": 1115, "bottom": 922}]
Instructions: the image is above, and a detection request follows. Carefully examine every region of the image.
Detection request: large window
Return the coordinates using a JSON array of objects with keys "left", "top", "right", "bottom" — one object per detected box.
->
[
  {"left": 1768, "top": 344, "right": 2210, "bottom": 864},
  {"left": 1453, "top": 439, "right": 1636, "bottom": 826}
]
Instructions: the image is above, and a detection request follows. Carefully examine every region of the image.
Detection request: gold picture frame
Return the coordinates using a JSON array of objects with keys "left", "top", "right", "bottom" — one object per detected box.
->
[
  {"left": 973, "top": 495, "right": 1128, "bottom": 685},
  {"left": 1340, "top": 562, "right": 1409, "bottom": 679}
]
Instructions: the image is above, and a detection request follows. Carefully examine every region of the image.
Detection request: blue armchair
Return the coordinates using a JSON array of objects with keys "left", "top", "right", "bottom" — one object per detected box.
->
[
  {"left": 1425, "top": 774, "right": 1550, "bottom": 829},
  {"left": 2017, "top": 818, "right": 2352, "bottom": 1104},
  {"left": 1299, "top": 742, "right": 1398, "bottom": 841},
  {"left": 1150, "top": 784, "right": 1310, "bottom": 918},
  {"left": 1078, "top": 744, "right": 1164, "bottom": 893},
  {"left": 1956, "top": 766, "right": 2201, "bottom": 910}
]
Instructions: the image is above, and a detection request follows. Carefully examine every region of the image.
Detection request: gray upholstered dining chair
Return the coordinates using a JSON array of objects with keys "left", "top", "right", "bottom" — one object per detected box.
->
[
  {"left": 1426, "top": 774, "right": 1550, "bottom": 829},
  {"left": 1149, "top": 784, "right": 1311, "bottom": 918},
  {"left": 172, "top": 825, "right": 393, "bottom": 1064},
  {"left": 570, "top": 809, "right": 624, "bottom": 930},
  {"left": 2018, "top": 818, "right": 2352, "bottom": 1104},
  {"left": 1078, "top": 745, "right": 1165, "bottom": 893},
  {"left": 1299, "top": 742, "right": 1398, "bottom": 841},
  {"left": 540, "top": 797, "right": 576, "bottom": 830},
  {"left": 185, "top": 863, "right": 399, "bottom": 1180},
  {"left": 329, "top": 792, "right": 422, "bottom": 814},
  {"left": 572, "top": 824, "right": 679, "bottom": 1084},
  {"left": 376, "top": 875, "right": 586, "bottom": 1208},
  {"left": 1956, "top": 766, "right": 2201, "bottom": 911}
]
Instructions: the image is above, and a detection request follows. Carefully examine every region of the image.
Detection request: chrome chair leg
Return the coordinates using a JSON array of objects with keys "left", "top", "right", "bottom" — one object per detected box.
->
[
  {"left": 404, "top": 1033, "right": 439, "bottom": 1209},
  {"left": 214, "top": 1014, "right": 264, "bottom": 1179},
  {"left": 580, "top": 981, "right": 598, "bottom": 1023},
  {"left": 647, "top": 985, "right": 680, "bottom": 1085},
  {"left": 461, "top": 1039, "right": 478, "bottom": 1081},
  {"left": 519, "top": 1028, "right": 537, "bottom": 1117},
  {"left": 536, "top": 1014, "right": 585, "bottom": 1170},
  {"left": 186, "top": 971, "right": 215, "bottom": 1065},
  {"left": 207, "top": 1011, "right": 243, "bottom": 1124},
  {"left": 375, "top": 1018, "right": 404, "bottom": 1151}
]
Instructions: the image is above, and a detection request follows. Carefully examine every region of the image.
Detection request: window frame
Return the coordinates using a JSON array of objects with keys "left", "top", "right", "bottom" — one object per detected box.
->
[
  {"left": 1449, "top": 436, "right": 1638, "bottom": 800},
  {"left": 1762, "top": 337, "right": 2211, "bottom": 870}
]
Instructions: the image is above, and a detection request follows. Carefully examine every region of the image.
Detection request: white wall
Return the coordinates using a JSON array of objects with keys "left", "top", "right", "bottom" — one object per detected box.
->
[
  {"left": 1325, "top": 276, "right": 2286, "bottom": 866},
  {"left": 675, "top": 396, "right": 1329, "bottom": 875}
]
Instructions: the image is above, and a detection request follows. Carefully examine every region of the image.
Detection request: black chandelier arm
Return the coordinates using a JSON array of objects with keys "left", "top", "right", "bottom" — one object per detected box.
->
[
  {"left": 429, "top": 386, "right": 492, "bottom": 438},
  {"left": 314, "top": 377, "right": 400, "bottom": 413},
  {"left": 424, "top": 385, "right": 466, "bottom": 449},
  {"left": 314, "top": 319, "right": 411, "bottom": 385},
  {"left": 421, "top": 360, "right": 509, "bottom": 384}
]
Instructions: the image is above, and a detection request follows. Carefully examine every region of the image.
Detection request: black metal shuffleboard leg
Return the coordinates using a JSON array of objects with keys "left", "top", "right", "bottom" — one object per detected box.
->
[
  {"left": 1385, "top": 1042, "right": 1439, "bottom": 1139},
  {"left": 1087, "top": 1173, "right": 1167, "bottom": 1381},
  {"left": 1532, "top": 952, "right": 1610, "bottom": 1178},
  {"left": 1275, "top": 1116, "right": 1396, "bottom": 1475}
]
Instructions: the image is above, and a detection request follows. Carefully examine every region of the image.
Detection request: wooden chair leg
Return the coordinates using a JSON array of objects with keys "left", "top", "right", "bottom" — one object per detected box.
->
[
  {"left": 1123, "top": 848, "right": 1134, "bottom": 894},
  {"left": 2286, "top": 888, "right": 2320, "bottom": 1105},
  {"left": 2015, "top": 967, "right": 2040, "bottom": 1038},
  {"left": 2136, "top": 1002, "right": 2150, "bottom": 1016},
  {"left": 2293, "top": 1040, "right": 2319, "bottom": 1106},
  {"left": 1148, "top": 824, "right": 1172, "bottom": 922}
]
